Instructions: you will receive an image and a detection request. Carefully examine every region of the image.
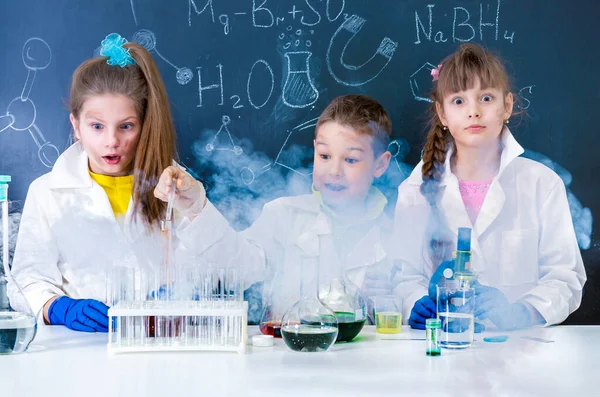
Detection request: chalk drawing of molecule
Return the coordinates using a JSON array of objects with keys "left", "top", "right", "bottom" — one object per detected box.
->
[
  {"left": 0, "top": 38, "right": 59, "bottom": 167},
  {"left": 205, "top": 115, "right": 243, "bottom": 155}
]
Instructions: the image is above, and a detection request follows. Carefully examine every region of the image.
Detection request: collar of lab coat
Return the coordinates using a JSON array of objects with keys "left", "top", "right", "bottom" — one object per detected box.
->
[
  {"left": 294, "top": 192, "right": 390, "bottom": 268},
  {"left": 405, "top": 127, "right": 524, "bottom": 271},
  {"left": 311, "top": 185, "right": 388, "bottom": 224},
  {"left": 48, "top": 141, "right": 94, "bottom": 189},
  {"left": 405, "top": 127, "right": 525, "bottom": 186}
]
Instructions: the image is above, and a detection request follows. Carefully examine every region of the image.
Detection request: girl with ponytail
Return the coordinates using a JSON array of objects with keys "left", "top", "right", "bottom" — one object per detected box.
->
[{"left": 8, "top": 33, "right": 262, "bottom": 332}]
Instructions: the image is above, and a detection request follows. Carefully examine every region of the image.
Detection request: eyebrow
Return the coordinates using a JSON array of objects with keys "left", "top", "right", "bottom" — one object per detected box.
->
[
  {"left": 83, "top": 114, "right": 138, "bottom": 123},
  {"left": 316, "top": 141, "right": 364, "bottom": 152}
]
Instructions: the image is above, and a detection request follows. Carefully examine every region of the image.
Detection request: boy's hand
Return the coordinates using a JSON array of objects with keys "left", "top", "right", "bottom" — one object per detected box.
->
[{"left": 154, "top": 166, "right": 206, "bottom": 218}]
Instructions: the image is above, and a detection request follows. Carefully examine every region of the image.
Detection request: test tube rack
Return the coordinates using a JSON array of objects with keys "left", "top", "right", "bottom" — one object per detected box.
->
[{"left": 107, "top": 300, "right": 248, "bottom": 354}]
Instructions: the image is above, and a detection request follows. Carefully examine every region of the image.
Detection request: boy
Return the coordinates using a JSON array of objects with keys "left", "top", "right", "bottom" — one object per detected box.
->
[{"left": 244, "top": 94, "right": 395, "bottom": 321}]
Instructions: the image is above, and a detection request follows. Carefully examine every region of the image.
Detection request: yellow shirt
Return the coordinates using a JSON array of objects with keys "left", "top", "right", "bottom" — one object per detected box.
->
[{"left": 89, "top": 171, "right": 134, "bottom": 217}]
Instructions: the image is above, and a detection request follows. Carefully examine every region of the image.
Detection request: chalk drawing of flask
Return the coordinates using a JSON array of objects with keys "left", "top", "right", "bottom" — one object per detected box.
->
[{"left": 282, "top": 51, "right": 319, "bottom": 109}]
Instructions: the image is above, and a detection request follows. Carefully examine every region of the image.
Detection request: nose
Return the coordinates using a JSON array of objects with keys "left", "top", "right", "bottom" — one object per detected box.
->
[
  {"left": 329, "top": 159, "right": 343, "bottom": 177},
  {"left": 105, "top": 128, "right": 119, "bottom": 148},
  {"left": 468, "top": 102, "right": 481, "bottom": 119}
]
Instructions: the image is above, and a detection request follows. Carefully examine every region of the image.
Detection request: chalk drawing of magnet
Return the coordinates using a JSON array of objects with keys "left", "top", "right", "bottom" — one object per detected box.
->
[{"left": 326, "top": 14, "right": 397, "bottom": 87}]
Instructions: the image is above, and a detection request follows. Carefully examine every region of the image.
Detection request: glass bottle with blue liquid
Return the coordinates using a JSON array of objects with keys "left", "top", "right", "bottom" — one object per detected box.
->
[{"left": 0, "top": 175, "right": 37, "bottom": 354}]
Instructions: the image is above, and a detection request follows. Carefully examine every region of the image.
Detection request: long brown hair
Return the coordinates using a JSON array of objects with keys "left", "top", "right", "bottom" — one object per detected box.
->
[
  {"left": 69, "top": 42, "right": 177, "bottom": 227},
  {"left": 420, "top": 43, "right": 512, "bottom": 264},
  {"left": 421, "top": 43, "right": 511, "bottom": 202}
]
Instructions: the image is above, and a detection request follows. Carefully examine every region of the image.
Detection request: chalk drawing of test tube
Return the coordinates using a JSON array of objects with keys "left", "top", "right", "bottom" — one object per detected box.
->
[
  {"left": 326, "top": 15, "right": 398, "bottom": 86},
  {"left": 0, "top": 38, "right": 59, "bottom": 168}
]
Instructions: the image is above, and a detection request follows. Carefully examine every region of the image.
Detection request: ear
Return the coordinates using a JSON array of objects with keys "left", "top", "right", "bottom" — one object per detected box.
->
[
  {"left": 504, "top": 92, "right": 514, "bottom": 120},
  {"left": 435, "top": 102, "right": 448, "bottom": 127},
  {"left": 69, "top": 113, "right": 80, "bottom": 141},
  {"left": 373, "top": 150, "right": 392, "bottom": 178}
]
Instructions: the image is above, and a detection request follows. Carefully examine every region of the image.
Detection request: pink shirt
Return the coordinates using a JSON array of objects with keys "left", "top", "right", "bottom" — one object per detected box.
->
[{"left": 458, "top": 179, "right": 493, "bottom": 225}]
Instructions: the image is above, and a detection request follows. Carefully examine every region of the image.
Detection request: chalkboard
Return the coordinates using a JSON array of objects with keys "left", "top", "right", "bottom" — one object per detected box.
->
[{"left": 0, "top": 0, "right": 598, "bottom": 324}]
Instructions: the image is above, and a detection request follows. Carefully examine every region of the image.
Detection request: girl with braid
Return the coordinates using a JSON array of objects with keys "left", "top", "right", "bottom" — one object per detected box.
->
[{"left": 393, "top": 43, "right": 585, "bottom": 330}]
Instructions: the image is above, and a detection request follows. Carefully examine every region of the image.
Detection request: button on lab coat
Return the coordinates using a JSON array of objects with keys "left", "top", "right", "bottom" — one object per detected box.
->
[
  {"left": 393, "top": 128, "right": 586, "bottom": 325},
  {"left": 8, "top": 141, "right": 264, "bottom": 316}
]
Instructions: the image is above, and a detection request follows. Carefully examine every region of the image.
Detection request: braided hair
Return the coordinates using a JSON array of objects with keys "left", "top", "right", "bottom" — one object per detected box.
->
[{"left": 420, "top": 43, "right": 512, "bottom": 266}]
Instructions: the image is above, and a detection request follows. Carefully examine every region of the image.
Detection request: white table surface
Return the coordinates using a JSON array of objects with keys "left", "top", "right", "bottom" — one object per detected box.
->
[{"left": 1, "top": 324, "right": 595, "bottom": 397}]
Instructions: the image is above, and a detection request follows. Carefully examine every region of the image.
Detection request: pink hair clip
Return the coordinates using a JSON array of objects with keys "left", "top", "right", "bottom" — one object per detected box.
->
[{"left": 431, "top": 64, "right": 443, "bottom": 82}]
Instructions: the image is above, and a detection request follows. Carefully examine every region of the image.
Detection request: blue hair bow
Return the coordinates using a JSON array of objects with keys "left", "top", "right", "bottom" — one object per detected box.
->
[{"left": 100, "top": 33, "right": 136, "bottom": 67}]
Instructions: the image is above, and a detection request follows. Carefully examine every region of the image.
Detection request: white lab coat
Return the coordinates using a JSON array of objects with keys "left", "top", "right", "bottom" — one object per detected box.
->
[
  {"left": 393, "top": 128, "right": 586, "bottom": 325},
  {"left": 238, "top": 193, "right": 395, "bottom": 307},
  {"left": 9, "top": 141, "right": 264, "bottom": 317}
]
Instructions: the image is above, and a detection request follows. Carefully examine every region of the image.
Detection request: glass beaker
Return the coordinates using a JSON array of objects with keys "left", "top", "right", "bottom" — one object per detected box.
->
[
  {"left": 281, "top": 257, "right": 338, "bottom": 352},
  {"left": 372, "top": 295, "right": 403, "bottom": 334},
  {"left": 436, "top": 281, "right": 475, "bottom": 349},
  {"left": 0, "top": 175, "right": 37, "bottom": 354}
]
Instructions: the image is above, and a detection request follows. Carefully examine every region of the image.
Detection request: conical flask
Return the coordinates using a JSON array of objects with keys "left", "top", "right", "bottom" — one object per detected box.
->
[
  {"left": 258, "top": 291, "right": 285, "bottom": 338},
  {"left": 282, "top": 51, "right": 319, "bottom": 108},
  {"left": 280, "top": 256, "right": 338, "bottom": 352},
  {"left": 0, "top": 175, "right": 37, "bottom": 354},
  {"left": 259, "top": 251, "right": 302, "bottom": 338}
]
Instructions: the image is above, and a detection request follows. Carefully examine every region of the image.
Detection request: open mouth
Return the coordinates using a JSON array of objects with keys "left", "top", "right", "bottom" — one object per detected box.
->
[
  {"left": 102, "top": 155, "right": 122, "bottom": 165},
  {"left": 325, "top": 183, "right": 346, "bottom": 192}
]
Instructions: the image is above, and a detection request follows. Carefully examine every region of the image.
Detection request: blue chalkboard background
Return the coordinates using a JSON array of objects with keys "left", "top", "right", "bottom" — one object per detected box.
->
[{"left": 0, "top": 0, "right": 598, "bottom": 323}]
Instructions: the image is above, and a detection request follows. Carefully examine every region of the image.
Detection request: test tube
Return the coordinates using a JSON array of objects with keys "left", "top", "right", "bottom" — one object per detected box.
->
[
  {"left": 426, "top": 318, "right": 441, "bottom": 356},
  {"left": 108, "top": 267, "right": 136, "bottom": 346},
  {"left": 220, "top": 268, "right": 225, "bottom": 346}
]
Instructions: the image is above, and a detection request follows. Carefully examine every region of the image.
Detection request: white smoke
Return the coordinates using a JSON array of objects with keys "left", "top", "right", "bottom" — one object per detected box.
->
[{"left": 0, "top": 203, "right": 21, "bottom": 270}]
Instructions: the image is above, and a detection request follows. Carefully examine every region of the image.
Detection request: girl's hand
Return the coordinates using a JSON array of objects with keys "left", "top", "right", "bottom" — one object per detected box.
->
[{"left": 154, "top": 166, "right": 206, "bottom": 218}]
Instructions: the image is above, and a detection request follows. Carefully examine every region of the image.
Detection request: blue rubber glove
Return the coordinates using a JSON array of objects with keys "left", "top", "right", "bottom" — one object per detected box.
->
[
  {"left": 472, "top": 285, "right": 532, "bottom": 331},
  {"left": 48, "top": 297, "right": 109, "bottom": 332},
  {"left": 408, "top": 295, "right": 436, "bottom": 329},
  {"left": 428, "top": 260, "right": 454, "bottom": 300}
]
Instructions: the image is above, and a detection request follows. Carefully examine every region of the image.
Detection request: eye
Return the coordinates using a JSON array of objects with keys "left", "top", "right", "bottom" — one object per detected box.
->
[
  {"left": 346, "top": 158, "right": 358, "bottom": 164},
  {"left": 319, "top": 154, "right": 330, "bottom": 160},
  {"left": 452, "top": 97, "right": 463, "bottom": 105},
  {"left": 121, "top": 123, "right": 134, "bottom": 130},
  {"left": 91, "top": 123, "right": 103, "bottom": 130},
  {"left": 481, "top": 94, "right": 493, "bottom": 102}
]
